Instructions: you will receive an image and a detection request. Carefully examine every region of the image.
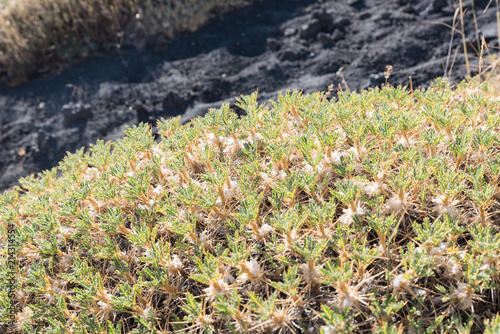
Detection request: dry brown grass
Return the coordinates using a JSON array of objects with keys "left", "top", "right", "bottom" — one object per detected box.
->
[{"left": 0, "top": 0, "right": 252, "bottom": 85}]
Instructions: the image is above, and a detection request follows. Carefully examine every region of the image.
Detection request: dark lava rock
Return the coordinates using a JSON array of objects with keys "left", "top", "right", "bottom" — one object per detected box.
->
[
  {"left": 318, "top": 30, "right": 345, "bottom": 46},
  {"left": 332, "top": 30, "right": 346, "bottom": 42},
  {"left": 163, "top": 91, "right": 189, "bottom": 109},
  {"left": 300, "top": 19, "right": 322, "bottom": 39},
  {"left": 267, "top": 38, "right": 281, "bottom": 51},
  {"left": 312, "top": 9, "right": 334, "bottom": 31},
  {"left": 402, "top": 4, "right": 416, "bottom": 14},
  {"left": 475, "top": 22, "right": 499, "bottom": 44},
  {"left": 332, "top": 18, "right": 351, "bottom": 32},
  {"left": 318, "top": 32, "right": 335, "bottom": 46},
  {"left": 200, "top": 78, "right": 231, "bottom": 103},
  {"left": 154, "top": 36, "right": 168, "bottom": 53},
  {"left": 348, "top": 0, "right": 365, "bottom": 10},
  {"left": 425, "top": 0, "right": 448, "bottom": 13},
  {"left": 26, "top": 130, "right": 49, "bottom": 156},
  {"left": 283, "top": 27, "right": 297, "bottom": 37},
  {"left": 62, "top": 103, "right": 92, "bottom": 125},
  {"left": 134, "top": 100, "right": 149, "bottom": 113},
  {"left": 277, "top": 45, "right": 308, "bottom": 61}
]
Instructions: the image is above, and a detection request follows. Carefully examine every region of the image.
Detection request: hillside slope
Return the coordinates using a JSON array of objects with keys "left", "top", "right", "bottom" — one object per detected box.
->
[{"left": 1, "top": 77, "right": 500, "bottom": 333}]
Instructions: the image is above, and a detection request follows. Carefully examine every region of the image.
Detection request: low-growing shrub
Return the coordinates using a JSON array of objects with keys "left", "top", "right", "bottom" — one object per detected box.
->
[{"left": 1, "top": 77, "right": 500, "bottom": 333}]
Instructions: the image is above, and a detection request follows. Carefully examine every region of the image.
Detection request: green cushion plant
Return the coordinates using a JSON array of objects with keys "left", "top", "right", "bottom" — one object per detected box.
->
[{"left": 1, "top": 77, "right": 500, "bottom": 333}]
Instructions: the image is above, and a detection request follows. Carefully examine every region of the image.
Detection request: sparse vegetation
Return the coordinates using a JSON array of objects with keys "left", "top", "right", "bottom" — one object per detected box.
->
[
  {"left": 2, "top": 76, "right": 500, "bottom": 333},
  {"left": 0, "top": 0, "right": 252, "bottom": 85}
]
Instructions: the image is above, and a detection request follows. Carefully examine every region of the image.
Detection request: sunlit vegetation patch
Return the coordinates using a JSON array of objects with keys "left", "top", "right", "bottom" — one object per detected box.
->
[{"left": 1, "top": 77, "right": 500, "bottom": 333}]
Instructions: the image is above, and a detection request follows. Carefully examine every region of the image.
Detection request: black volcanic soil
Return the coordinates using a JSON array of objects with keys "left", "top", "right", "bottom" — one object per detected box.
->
[{"left": 0, "top": 0, "right": 497, "bottom": 192}]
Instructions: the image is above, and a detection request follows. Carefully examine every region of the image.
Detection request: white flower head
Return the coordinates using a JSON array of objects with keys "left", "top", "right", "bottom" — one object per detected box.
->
[
  {"left": 218, "top": 179, "right": 240, "bottom": 204},
  {"left": 245, "top": 259, "right": 262, "bottom": 279},
  {"left": 16, "top": 306, "right": 34, "bottom": 331},
  {"left": 347, "top": 146, "right": 365, "bottom": 160},
  {"left": 270, "top": 168, "right": 287, "bottom": 181},
  {"left": 299, "top": 262, "right": 321, "bottom": 285},
  {"left": 151, "top": 145, "right": 164, "bottom": 159},
  {"left": 304, "top": 163, "right": 315, "bottom": 174},
  {"left": 44, "top": 293, "right": 55, "bottom": 304},
  {"left": 384, "top": 196, "right": 406, "bottom": 214},
  {"left": 258, "top": 223, "right": 273, "bottom": 238},
  {"left": 445, "top": 133, "right": 455, "bottom": 142},
  {"left": 392, "top": 274, "right": 409, "bottom": 294},
  {"left": 59, "top": 226, "right": 73, "bottom": 238},
  {"left": 149, "top": 185, "right": 164, "bottom": 199},
  {"left": 339, "top": 204, "right": 365, "bottom": 225},
  {"left": 322, "top": 326, "right": 337, "bottom": 334},
  {"left": 361, "top": 181, "right": 382, "bottom": 196},
  {"left": 138, "top": 199, "right": 155, "bottom": 211},
  {"left": 205, "top": 278, "right": 229, "bottom": 300},
  {"left": 223, "top": 137, "right": 243, "bottom": 157},
  {"left": 168, "top": 255, "right": 183, "bottom": 275},
  {"left": 433, "top": 196, "right": 460, "bottom": 220},
  {"left": 83, "top": 167, "right": 100, "bottom": 181},
  {"left": 207, "top": 133, "right": 225, "bottom": 147},
  {"left": 220, "top": 265, "right": 235, "bottom": 284},
  {"left": 248, "top": 131, "right": 264, "bottom": 142},
  {"left": 396, "top": 135, "right": 411, "bottom": 148},
  {"left": 338, "top": 285, "right": 360, "bottom": 309},
  {"left": 444, "top": 257, "right": 462, "bottom": 279},
  {"left": 469, "top": 152, "right": 486, "bottom": 164},
  {"left": 97, "top": 300, "right": 112, "bottom": 311},
  {"left": 450, "top": 283, "right": 473, "bottom": 310},
  {"left": 289, "top": 154, "right": 302, "bottom": 166},
  {"left": 429, "top": 242, "right": 448, "bottom": 257},
  {"left": 285, "top": 228, "right": 300, "bottom": 251}
]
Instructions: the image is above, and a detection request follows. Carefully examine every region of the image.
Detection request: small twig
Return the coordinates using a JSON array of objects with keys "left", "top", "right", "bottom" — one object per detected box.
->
[
  {"left": 459, "top": 0, "right": 471, "bottom": 77},
  {"left": 337, "top": 66, "right": 350, "bottom": 94}
]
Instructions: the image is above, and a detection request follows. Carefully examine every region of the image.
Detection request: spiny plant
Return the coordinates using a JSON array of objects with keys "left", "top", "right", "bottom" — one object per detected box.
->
[{"left": 2, "top": 77, "right": 500, "bottom": 333}]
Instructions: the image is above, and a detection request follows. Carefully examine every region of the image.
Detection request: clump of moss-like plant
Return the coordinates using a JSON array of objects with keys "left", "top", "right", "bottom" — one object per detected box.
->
[{"left": 1, "top": 77, "right": 500, "bottom": 333}]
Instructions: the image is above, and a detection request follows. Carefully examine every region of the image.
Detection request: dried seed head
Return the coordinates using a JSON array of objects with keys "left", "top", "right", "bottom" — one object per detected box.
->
[
  {"left": 338, "top": 285, "right": 361, "bottom": 310},
  {"left": 392, "top": 274, "right": 410, "bottom": 294},
  {"left": 258, "top": 223, "right": 273, "bottom": 239},
  {"left": 16, "top": 306, "right": 34, "bottom": 331},
  {"left": 432, "top": 196, "right": 460, "bottom": 220},
  {"left": 299, "top": 262, "right": 321, "bottom": 285},
  {"left": 339, "top": 204, "right": 364, "bottom": 226},
  {"left": 383, "top": 196, "right": 406, "bottom": 215},
  {"left": 168, "top": 255, "right": 183, "bottom": 276},
  {"left": 450, "top": 283, "right": 473, "bottom": 310},
  {"left": 205, "top": 278, "right": 230, "bottom": 300},
  {"left": 361, "top": 181, "right": 382, "bottom": 196},
  {"left": 239, "top": 259, "right": 263, "bottom": 283},
  {"left": 443, "top": 257, "right": 462, "bottom": 279}
]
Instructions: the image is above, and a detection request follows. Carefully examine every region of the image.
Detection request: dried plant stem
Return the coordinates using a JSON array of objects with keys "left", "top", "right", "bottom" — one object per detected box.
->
[{"left": 459, "top": 0, "right": 470, "bottom": 76}]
